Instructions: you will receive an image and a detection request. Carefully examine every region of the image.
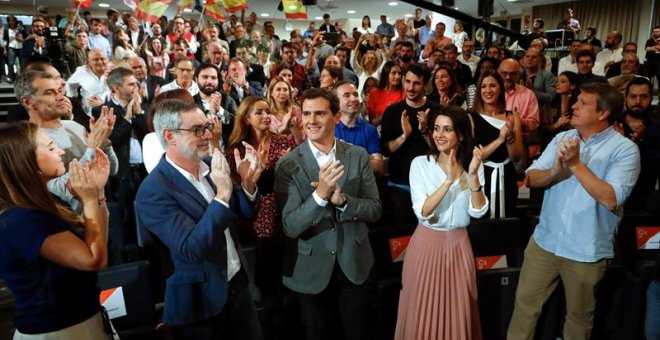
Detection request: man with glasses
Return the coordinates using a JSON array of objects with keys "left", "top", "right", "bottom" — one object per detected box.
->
[
  {"left": 270, "top": 41, "right": 310, "bottom": 96},
  {"left": 224, "top": 58, "right": 263, "bottom": 105},
  {"left": 520, "top": 47, "right": 557, "bottom": 108},
  {"left": 498, "top": 58, "right": 540, "bottom": 134},
  {"left": 161, "top": 58, "right": 200, "bottom": 96},
  {"left": 136, "top": 99, "right": 262, "bottom": 340},
  {"left": 235, "top": 46, "right": 265, "bottom": 87},
  {"left": 606, "top": 42, "right": 638, "bottom": 79},
  {"left": 167, "top": 16, "right": 197, "bottom": 55}
]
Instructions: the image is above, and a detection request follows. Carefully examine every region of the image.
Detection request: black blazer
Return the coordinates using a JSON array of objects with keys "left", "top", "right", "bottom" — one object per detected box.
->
[
  {"left": 92, "top": 99, "right": 149, "bottom": 179},
  {"left": 143, "top": 74, "right": 166, "bottom": 104}
]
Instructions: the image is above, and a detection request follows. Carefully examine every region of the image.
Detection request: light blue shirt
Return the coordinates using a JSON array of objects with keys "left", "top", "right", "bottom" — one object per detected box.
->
[
  {"left": 529, "top": 127, "right": 640, "bottom": 262},
  {"left": 418, "top": 25, "right": 434, "bottom": 46},
  {"left": 87, "top": 33, "right": 111, "bottom": 58}
]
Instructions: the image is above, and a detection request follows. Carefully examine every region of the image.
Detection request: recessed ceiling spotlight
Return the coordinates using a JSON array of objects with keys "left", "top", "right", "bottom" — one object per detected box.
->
[
  {"left": 388, "top": 2, "right": 399, "bottom": 6},
  {"left": 260, "top": 13, "right": 270, "bottom": 17},
  {"left": 98, "top": 3, "right": 110, "bottom": 7},
  {"left": 347, "top": 10, "right": 356, "bottom": 14}
]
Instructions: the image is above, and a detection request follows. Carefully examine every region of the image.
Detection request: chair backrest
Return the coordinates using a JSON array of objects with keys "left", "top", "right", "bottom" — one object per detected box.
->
[
  {"left": 467, "top": 217, "right": 526, "bottom": 267},
  {"left": 97, "top": 260, "right": 156, "bottom": 337}
]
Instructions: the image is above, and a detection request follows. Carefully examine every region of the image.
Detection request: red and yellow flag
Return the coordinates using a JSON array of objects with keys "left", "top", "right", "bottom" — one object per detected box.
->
[
  {"left": 205, "top": 0, "right": 226, "bottom": 22},
  {"left": 178, "top": 0, "right": 194, "bottom": 9},
  {"left": 221, "top": 0, "right": 247, "bottom": 13},
  {"left": 136, "top": 0, "right": 172, "bottom": 23},
  {"left": 69, "top": 0, "right": 93, "bottom": 8},
  {"left": 283, "top": 0, "right": 307, "bottom": 20}
]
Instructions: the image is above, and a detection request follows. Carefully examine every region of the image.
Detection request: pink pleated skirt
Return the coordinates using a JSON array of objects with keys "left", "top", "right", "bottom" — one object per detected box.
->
[{"left": 394, "top": 225, "right": 482, "bottom": 340}]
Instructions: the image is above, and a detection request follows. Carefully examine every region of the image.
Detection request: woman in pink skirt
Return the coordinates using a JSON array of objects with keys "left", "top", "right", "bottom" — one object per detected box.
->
[{"left": 395, "top": 106, "right": 489, "bottom": 340}]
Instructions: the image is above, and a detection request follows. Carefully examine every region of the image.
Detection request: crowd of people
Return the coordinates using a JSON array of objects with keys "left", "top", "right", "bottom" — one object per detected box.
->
[{"left": 0, "top": 4, "right": 659, "bottom": 340}]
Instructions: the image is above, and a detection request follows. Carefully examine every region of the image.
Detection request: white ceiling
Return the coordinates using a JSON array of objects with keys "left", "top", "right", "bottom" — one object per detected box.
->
[{"left": 1, "top": 0, "right": 576, "bottom": 22}]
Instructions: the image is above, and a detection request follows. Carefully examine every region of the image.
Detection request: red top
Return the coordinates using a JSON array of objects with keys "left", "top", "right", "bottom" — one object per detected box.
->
[{"left": 367, "top": 88, "right": 405, "bottom": 122}]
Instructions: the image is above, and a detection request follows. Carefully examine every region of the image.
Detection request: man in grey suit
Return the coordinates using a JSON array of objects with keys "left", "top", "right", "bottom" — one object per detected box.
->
[{"left": 275, "top": 88, "right": 382, "bottom": 340}]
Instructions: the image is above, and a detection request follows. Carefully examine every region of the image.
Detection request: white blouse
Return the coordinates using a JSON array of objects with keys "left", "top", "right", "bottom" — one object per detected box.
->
[{"left": 410, "top": 155, "right": 489, "bottom": 230}]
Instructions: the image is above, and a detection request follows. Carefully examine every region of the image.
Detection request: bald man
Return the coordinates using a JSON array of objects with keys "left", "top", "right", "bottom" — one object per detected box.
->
[{"left": 498, "top": 58, "right": 540, "bottom": 134}]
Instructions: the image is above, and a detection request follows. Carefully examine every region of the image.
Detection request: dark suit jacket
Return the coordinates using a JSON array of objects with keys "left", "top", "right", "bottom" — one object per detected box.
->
[
  {"left": 274, "top": 140, "right": 382, "bottom": 294},
  {"left": 193, "top": 93, "right": 238, "bottom": 146},
  {"left": 246, "top": 63, "right": 266, "bottom": 87},
  {"left": 92, "top": 99, "right": 149, "bottom": 179},
  {"left": 136, "top": 156, "right": 257, "bottom": 325},
  {"left": 142, "top": 75, "right": 166, "bottom": 104},
  {"left": 226, "top": 81, "right": 264, "bottom": 105}
]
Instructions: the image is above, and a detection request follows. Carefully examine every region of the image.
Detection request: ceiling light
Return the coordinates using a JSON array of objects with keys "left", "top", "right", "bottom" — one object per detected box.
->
[
  {"left": 315, "top": 16, "right": 323, "bottom": 20},
  {"left": 98, "top": 3, "right": 109, "bottom": 7},
  {"left": 260, "top": 13, "right": 270, "bottom": 17},
  {"left": 454, "top": 7, "right": 459, "bottom": 10},
  {"left": 183, "top": 8, "right": 192, "bottom": 12},
  {"left": 347, "top": 10, "right": 356, "bottom": 14},
  {"left": 404, "top": 14, "right": 413, "bottom": 18},
  {"left": 388, "top": 1, "right": 398, "bottom": 6}
]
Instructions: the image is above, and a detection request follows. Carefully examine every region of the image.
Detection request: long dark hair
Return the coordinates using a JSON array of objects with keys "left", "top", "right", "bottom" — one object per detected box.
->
[
  {"left": 0, "top": 122, "right": 81, "bottom": 225},
  {"left": 431, "top": 62, "right": 462, "bottom": 98},
  {"left": 378, "top": 60, "right": 402, "bottom": 91},
  {"left": 556, "top": 71, "right": 579, "bottom": 115},
  {"left": 426, "top": 106, "right": 475, "bottom": 171},
  {"left": 472, "top": 70, "right": 506, "bottom": 114}
]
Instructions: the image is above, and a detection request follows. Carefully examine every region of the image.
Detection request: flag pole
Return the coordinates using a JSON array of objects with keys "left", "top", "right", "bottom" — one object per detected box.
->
[{"left": 198, "top": 3, "right": 207, "bottom": 27}]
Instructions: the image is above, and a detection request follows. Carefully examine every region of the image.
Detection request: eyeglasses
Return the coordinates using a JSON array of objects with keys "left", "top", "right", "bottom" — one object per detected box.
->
[{"left": 175, "top": 123, "right": 215, "bottom": 137}]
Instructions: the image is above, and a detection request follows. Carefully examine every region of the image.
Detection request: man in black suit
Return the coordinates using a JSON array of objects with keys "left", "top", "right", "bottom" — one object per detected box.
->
[
  {"left": 224, "top": 58, "right": 264, "bottom": 105},
  {"left": 127, "top": 56, "right": 166, "bottom": 104},
  {"left": 193, "top": 63, "right": 238, "bottom": 147},
  {"left": 126, "top": 15, "right": 146, "bottom": 50},
  {"left": 235, "top": 46, "right": 265, "bottom": 87},
  {"left": 92, "top": 67, "right": 149, "bottom": 262}
]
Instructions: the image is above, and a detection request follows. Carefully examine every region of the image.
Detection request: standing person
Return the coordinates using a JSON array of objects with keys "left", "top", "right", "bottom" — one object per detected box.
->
[
  {"left": 144, "top": 37, "right": 170, "bottom": 79},
  {"left": 5, "top": 15, "right": 25, "bottom": 83},
  {"left": 0, "top": 122, "right": 114, "bottom": 339},
  {"left": 274, "top": 88, "right": 382, "bottom": 340},
  {"left": 470, "top": 70, "right": 523, "bottom": 218},
  {"left": 112, "top": 28, "right": 137, "bottom": 66},
  {"left": 644, "top": 25, "right": 660, "bottom": 87},
  {"left": 428, "top": 63, "right": 465, "bottom": 108},
  {"left": 267, "top": 76, "right": 303, "bottom": 143},
  {"left": 380, "top": 63, "right": 439, "bottom": 228},
  {"left": 357, "top": 16, "right": 374, "bottom": 35},
  {"left": 395, "top": 107, "right": 488, "bottom": 340},
  {"left": 367, "top": 61, "right": 404, "bottom": 126},
  {"left": 452, "top": 22, "right": 469, "bottom": 54},
  {"left": 136, "top": 99, "right": 262, "bottom": 340},
  {"left": 507, "top": 83, "right": 640, "bottom": 340},
  {"left": 226, "top": 97, "right": 296, "bottom": 334}
]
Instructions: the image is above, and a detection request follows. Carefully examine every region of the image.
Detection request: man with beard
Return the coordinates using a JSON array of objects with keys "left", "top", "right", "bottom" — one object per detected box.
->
[
  {"left": 442, "top": 44, "right": 473, "bottom": 91},
  {"left": 165, "top": 40, "right": 200, "bottom": 82},
  {"left": 644, "top": 25, "right": 660, "bottom": 86},
  {"left": 396, "top": 41, "right": 415, "bottom": 72},
  {"left": 605, "top": 42, "right": 637, "bottom": 79},
  {"left": 64, "top": 30, "right": 90, "bottom": 75},
  {"left": 458, "top": 40, "right": 480, "bottom": 77},
  {"left": 193, "top": 63, "right": 238, "bottom": 147},
  {"left": 270, "top": 41, "right": 309, "bottom": 94},
  {"left": 20, "top": 17, "right": 58, "bottom": 67},
  {"left": 582, "top": 27, "right": 602, "bottom": 50},
  {"left": 596, "top": 31, "right": 623, "bottom": 73},
  {"left": 127, "top": 57, "right": 165, "bottom": 104},
  {"left": 619, "top": 77, "right": 660, "bottom": 209},
  {"left": 607, "top": 53, "right": 640, "bottom": 93},
  {"left": 380, "top": 63, "right": 438, "bottom": 229},
  {"left": 150, "top": 23, "right": 164, "bottom": 40},
  {"left": 333, "top": 81, "right": 385, "bottom": 175}
]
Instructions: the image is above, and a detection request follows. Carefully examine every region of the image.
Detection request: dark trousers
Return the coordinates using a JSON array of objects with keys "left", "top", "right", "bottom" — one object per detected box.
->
[
  {"left": 383, "top": 185, "right": 417, "bottom": 229},
  {"left": 164, "top": 270, "right": 262, "bottom": 340},
  {"left": 297, "top": 263, "right": 371, "bottom": 340},
  {"left": 107, "top": 165, "right": 146, "bottom": 264}
]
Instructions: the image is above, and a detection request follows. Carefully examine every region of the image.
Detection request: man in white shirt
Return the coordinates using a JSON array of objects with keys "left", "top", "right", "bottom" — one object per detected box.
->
[
  {"left": 458, "top": 39, "right": 480, "bottom": 77},
  {"left": 126, "top": 15, "right": 145, "bottom": 50},
  {"left": 66, "top": 49, "right": 110, "bottom": 114},
  {"left": 596, "top": 31, "right": 623, "bottom": 72},
  {"left": 160, "top": 58, "right": 200, "bottom": 96}
]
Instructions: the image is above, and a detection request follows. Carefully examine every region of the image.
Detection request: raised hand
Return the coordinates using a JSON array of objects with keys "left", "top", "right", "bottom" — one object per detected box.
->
[
  {"left": 468, "top": 145, "right": 484, "bottom": 176},
  {"left": 87, "top": 95, "right": 104, "bottom": 109},
  {"left": 445, "top": 149, "right": 462, "bottom": 183},
  {"left": 329, "top": 186, "right": 346, "bottom": 206},
  {"left": 401, "top": 110, "right": 413, "bottom": 138},
  {"left": 315, "top": 160, "right": 345, "bottom": 200},
  {"left": 211, "top": 148, "right": 233, "bottom": 202},
  {"left": 210, "top": 92, "right": 222, "bottom": 115},
  {"left": 440, "top": 93, "right": 458, "bottom": 107},
  {"left": 558, "top": 137, "right": 580, "bottom": 168},
  {"left": 68, "top": 159, "right": 99, "bottom": 204},
  {"left": 61, "top": 96, "right": 73, "bottom": 120},
  {"left": 88, "top": 148, "right": 110, "bottom": 191},
  {"left": 234, "top": 142, "right": 261, "bottom": 191},
  {"left": 417, "top": 108, "right": 429, "bottom": 132}
]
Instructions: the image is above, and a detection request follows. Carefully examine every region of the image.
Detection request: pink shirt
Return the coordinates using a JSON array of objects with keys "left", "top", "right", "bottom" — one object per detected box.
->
[{"left": 505, "top": 84, "right": 539, "bottom": 134}]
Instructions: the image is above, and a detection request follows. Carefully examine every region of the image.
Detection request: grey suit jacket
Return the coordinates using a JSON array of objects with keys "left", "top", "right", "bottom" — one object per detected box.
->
[
  {"left": 274, "top": 140, "right": 382, "bottom": 294},
  {"left": 524, "top": 69, "right": 557, "bottom": 107}
]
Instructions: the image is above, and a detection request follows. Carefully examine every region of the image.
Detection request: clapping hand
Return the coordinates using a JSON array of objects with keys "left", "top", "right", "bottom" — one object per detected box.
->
[
  {"left": 211, "top": 148, "right": 233, "bottom": 202},
  {"left": 234, "top": 142, "right": 261, "bottom": 193},
  {"left": 401, "top": 110, "right": 413, "bottom": 138},
  {"left": 468, "top": 145, "right": 484, "bottom": 176},
  {"left": 88, "top": 148, "right": 110, "bottom": 191},
  {"left": 417, "top": 108, "right": 429, "bottom": 133},
  {"left": 68, "top": 159, "right": 99, "bottom": 205},
  {"left": 557, "top": 137, "right": 580, "bottom": 168},
  {"left": 444, "top": 149, "right": 462, "bottom": 183},
  {"left": 86, "top": 106, "right": 115, "bottom": 149},
  {"left": 312, "top": 160, "right": 344, "bottom": 200}
]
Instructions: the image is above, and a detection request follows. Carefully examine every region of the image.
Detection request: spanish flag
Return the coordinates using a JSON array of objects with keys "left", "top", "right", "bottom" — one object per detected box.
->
[
  {"left": 205, "top": 0, "right": 226, "bottom": 22},
  {"left": 136, "top": 0, "right": 172, "bottom": 23},
  {"left": 283, "top": 0, "right": 307, "bottom": 19},
  {"left": 221, "top": 0, "right": 247, "bottom": 13},
  {"left": 69, "top": 0, "right": 93, "bottom": 8},
  {"left": 178, "top": 0, "right": 194, "bottom": 9}
]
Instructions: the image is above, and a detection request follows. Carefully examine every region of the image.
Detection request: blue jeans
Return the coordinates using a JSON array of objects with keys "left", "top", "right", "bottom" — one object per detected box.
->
[
  {"left": 7, "top": 47, "right": 20, "bottom": 80},
  {"left": 646, "top": 280, "right": 660, "bottom": 340}
]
